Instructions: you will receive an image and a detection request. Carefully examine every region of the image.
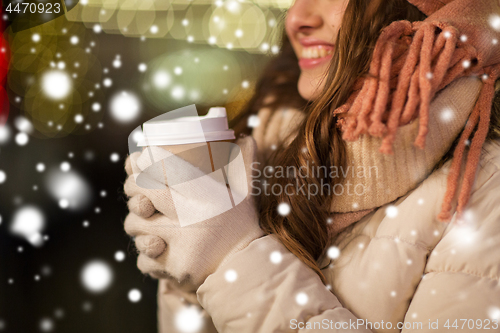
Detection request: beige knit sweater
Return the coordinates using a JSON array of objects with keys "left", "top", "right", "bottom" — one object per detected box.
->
[{"left": 252, "top": 76, "right": 483, "bottom": 233}]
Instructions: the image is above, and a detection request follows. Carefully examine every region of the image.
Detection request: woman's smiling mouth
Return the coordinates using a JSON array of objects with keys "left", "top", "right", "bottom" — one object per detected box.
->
[{"left": 298, "top": 42, "right": 335, "bottom": 69}]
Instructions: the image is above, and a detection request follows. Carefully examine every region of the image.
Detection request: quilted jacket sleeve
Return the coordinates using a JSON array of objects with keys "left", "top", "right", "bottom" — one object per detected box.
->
[
  {"left": 196, "top": 234, "right": 373, "bottom": 333},
  {"left": 401, "top": 141, "right": 500, "bottom": 332},
  {"left": 157, "top": 279, "right": 218, "bottom": 333}
]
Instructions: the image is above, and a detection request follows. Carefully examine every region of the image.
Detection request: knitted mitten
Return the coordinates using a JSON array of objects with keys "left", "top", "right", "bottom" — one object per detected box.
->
[{"left": 123, "top": 136, "right": 264, "bottom": 289}]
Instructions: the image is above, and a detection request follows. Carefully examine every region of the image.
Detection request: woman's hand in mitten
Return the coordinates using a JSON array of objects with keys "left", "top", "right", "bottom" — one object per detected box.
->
[{"left": 123, "top": 137, "right": 264, "bottom": 289}]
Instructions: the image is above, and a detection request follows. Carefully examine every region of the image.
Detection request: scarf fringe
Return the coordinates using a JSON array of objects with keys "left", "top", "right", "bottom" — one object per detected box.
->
[{"left": 334, "top": 20, "right": 500, "bottom": 223}]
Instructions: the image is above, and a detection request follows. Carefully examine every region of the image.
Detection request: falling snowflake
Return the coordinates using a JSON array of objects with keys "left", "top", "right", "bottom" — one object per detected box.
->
[
  {"left": 385, "top": 205, "right": 398, "bottom": 218},
  {"left": 295, "top": 292, "right": 308, "bottom": 305},
  {"left": 81, "top": 260, "right": 113, "bottom": 293},
  {"left": 138, "top": 63, "right": 147, "bottom": 72},
  {"left": 41, "top": 70, "right": 72, "bottom": 100},
  {"left": 10, "top": 205, "right": 45, "bottom": 247},
  {"left": 58, "top": 199, "right": 69, "bottom": 209},
  {"left": 60, "top": 161, "right": 71, "bottom": 172},
  {"left": 327, "top": 246, "right": 340, "bottom": 259},
  {"left": 0, "top": 170, "right": 5, "bottom": 183},
  {"left": 110, "top": 153, "right": 120, "bottom": 162},
  {"left": 15, "top": 132, "right": 29, "bottom": 146},
  {"left": 174, "top": 66, "right": 183, "bottom": 75},
  {"left": 175, "top": 306, "right": 204, "bottom": 333},
  {"left": 114, "top": 251, "right": 125, "bottom": 261},
  {"left": 247, "top": 115, "right": 260, "bottom": 128},
  {"left": 0, "top": 125, "right": 11, "bottom": 144},
  {"left": 224, "top": 269, "right": 237, "bottom": 282},
  {"left": 74, "top": 114, "right": 84, "bottom": 123},
  {"left": 270, "top": 251, "right": 282, "bottom": 264},
  {"left": 40, "top": 318, "right": 54, "bottom": 332},
  {"left": 440, "top": 108, "right": 454, "bottom": 122},
  {"left": 54, "top": 308, "right": 64, "bottom": 319},
  {"left": 490, "top": 14, "right": 500, "bottom": 31},
  {"left": 488, "top": 306, "right": 500, "bottom": 321},
  {"left": 103, "top": 78, "right": 112, "bottom": 87},
  {"left": 277, "top": 202, "right": 291, "bottom": 216},
  {"left": 128, "top": 289, "right": 142, "bottom": 302}
]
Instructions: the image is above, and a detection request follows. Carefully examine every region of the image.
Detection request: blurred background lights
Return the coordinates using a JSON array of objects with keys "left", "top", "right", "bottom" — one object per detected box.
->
[
  {"left": 130, "top": 127, "right": 144, "bottom": 144},
  {"left": 114, "top": 251, "right": 125, "bottom": 261},
  {"left": 60, "top": 161, "right": 71, "bottom": 172},
  {"left": 74, "top": 114, "right": 84, "bottom": 123},
  {"left": 15, "top": 132, "right": 29, "bottom": 146},
  {"left": 0, "top": 170, "right": 5, "bottom": 184},
  {"left": 70, "top": 36, "right": 79, "bottom": 45},
  {"left": 40, "top": 318, "right": 54, "bottom": 332},
  {"left": 174, "top": 66, "right": 182, "bottom": 75},
  {"left": 9, "top": 205, "right": 45, "bottom": 247},
  {"left": 110, "top": 153, "right": 120, "bottom": 162},
  {"left": 36, "top": 163, "right": 46, "bottom": 172},
  {"left": 32, "top": 33, "right": 41, "bottom": 43},
  {"left": 103, "top": 78, "right": 112, "bottom": 87},
  {"left": 0, "top": 125, "right": 10, "bottom": 144},
  {"left": 128, "top": 289, "right": 142, "bottom": 302},
  {"left": 45, "top": 169, "right": 92, "bottom": 211},
  {"left": 171, "top": 86, "right": 185, "bottom": 100},
  {"left": 109, "top": 91, "right": 141, "bottom": 123},
  {"left": 153, "top": 71, "right": 171, "bottom": 89},
  {"left": 41, "top": 70, "right": 72, "bottom": 100},
  {"left": 81, "top": 260, "right": 113, "bottom": 293},
  {"left": 92, "top": 102, "right": 101, "bottom": 112},
  {"left": 175, "top": 306, "right": 204, "bottom": 333}
]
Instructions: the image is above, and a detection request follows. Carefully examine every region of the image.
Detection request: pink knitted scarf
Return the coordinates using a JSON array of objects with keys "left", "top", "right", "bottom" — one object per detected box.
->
[{"left": 334, "top": 0, "right": 500, "bottom": 222}]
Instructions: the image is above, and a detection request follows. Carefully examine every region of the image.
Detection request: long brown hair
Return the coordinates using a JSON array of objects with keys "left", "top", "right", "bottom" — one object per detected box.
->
[{"left": 232, "top": 0, "right": 499, "bottom": 282}]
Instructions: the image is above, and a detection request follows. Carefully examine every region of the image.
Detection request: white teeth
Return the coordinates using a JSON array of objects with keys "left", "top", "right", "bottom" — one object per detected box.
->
[{"left": 301, "top": 46, "right": 333, "bottom": 59}]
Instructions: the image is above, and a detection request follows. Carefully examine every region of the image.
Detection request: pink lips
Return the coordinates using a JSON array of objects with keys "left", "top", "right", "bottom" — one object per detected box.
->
[{"left": 298, "top": 38, "right": 335, "bottom": 70}]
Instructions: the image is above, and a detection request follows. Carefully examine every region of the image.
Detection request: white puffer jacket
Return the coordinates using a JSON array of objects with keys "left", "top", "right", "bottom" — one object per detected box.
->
[{"left": 157, "top": 110, "right": 500, "bottom": 333}]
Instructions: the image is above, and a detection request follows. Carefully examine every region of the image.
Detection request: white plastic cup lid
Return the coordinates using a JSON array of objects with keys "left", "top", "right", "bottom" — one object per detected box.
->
[{"left": 137, "top": 107, "right": 235, "bottom": 146}]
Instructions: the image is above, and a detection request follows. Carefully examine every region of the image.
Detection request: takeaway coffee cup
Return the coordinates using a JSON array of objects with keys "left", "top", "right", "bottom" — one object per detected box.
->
[
  {"left": 136, "top": 106, "right": 236, "bottom": 178},
  {"left": 129, "top": 105, "right": 246, "bottom": 227}
]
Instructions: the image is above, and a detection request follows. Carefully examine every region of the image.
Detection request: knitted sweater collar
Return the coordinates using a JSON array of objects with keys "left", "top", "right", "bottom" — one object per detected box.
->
[
  {"left": 252, "top": 76, "right": 482, "bottom": 235},
  {"left": 333, "top": 0, "right": 500, "bottom": 222}
]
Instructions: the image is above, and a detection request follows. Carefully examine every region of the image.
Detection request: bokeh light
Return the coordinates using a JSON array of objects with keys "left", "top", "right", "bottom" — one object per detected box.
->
[
  {"left": 9, "top": 205, "right": 45, "bottom": 247},
  {"left": 45, "top": 169, "right": 92, "bottom": 211},
  {"left": 81, "top": 260, "right": 113, "bottom": 293},
  {"left": 41, "top": 70, "right": 72, "bottom": 100},
  {"left": 109, "top": 91, "right": 141, "bottom": 123},
  {"left": 175, "top": 306, "right": 204, "bottom": 333}
]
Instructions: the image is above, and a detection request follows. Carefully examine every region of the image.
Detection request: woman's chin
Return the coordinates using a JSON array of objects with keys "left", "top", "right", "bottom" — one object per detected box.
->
[
  {"left": 298, "top": 73, "right": 327, "bottom": 101},
  {"left": 298, "top": 80, "right": 321, "bottom": 101}
]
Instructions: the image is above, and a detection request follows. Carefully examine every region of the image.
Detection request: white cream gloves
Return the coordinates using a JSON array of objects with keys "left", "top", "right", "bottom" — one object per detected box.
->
[{"left": 123, "top": 137, "right": 264, "bottom": 290}]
